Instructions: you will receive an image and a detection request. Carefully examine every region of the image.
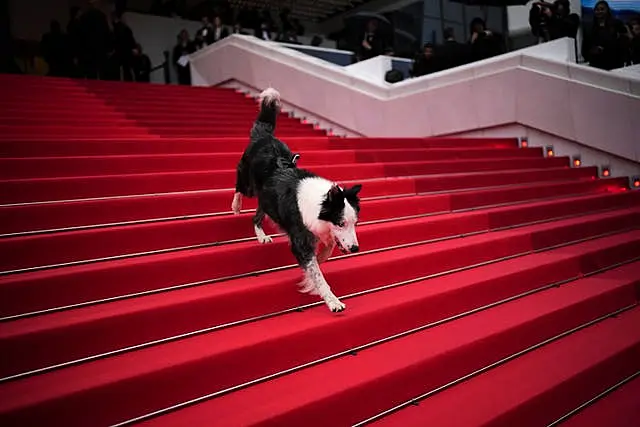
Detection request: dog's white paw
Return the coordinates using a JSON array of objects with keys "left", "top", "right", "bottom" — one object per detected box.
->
[
  {"left": 325, "top": 297, "right": 346, "bottom": 313},
  {"left": 257, "top": 234, "right": 273, "bottom": 244}
]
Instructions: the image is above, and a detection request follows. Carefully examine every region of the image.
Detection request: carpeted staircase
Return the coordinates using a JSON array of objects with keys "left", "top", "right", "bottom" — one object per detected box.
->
[{"left": 0, "top": 74, "right": 638, "bottom": 427}]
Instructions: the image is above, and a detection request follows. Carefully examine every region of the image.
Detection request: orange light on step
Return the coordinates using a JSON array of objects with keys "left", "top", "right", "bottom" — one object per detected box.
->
[
  {"left": 545, "top": 145, "right": 554, "bottom": 157},
  {"left": 601, "top": 166, "right": 611, "bottom": 177},
  {"left": 633, "top": 176, "right": 640, "bottom": 188},
  {"left": 519, "top": 137, "right": 528, "bottom": 148},
  {"left": 572, "top": 156, "right": 581, "bottom": 167}
]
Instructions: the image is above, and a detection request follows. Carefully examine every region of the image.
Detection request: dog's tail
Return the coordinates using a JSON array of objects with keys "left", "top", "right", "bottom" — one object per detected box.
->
[{"left": 254, "top": 87, "right": 281, "bottom": 132}]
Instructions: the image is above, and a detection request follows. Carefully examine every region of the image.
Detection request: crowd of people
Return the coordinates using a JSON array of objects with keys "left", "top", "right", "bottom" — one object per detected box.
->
[
  {"left": 410, "top": 18, "right": 505, "bottom": 78},
  {"left": 38, "top": 0, "right": 640, "bottom": 86},
  {"left": 531, "top": 0, "right": 639, "bottom": 70},
  {"left": 172, "top": 9, "right": 309, "bottom": 85},
  {"left": 40, "top": 0, "right": 151, "bottom": 81},
  {"left": 580, "top": 1, "right": 640, "bottom": 70}
]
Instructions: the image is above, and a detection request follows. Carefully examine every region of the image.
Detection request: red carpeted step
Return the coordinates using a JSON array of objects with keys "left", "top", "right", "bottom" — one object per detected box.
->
[
  {"left": 0, "top": 168, "right": 600, "bottom": 226},
  {"left": 558, "top": 374, "right": 640, "bottom": 427},
  {"left": 0, "top": 125, "right": 149, "bottom": 135},
  {"left": 121, "top": 111, "right": 297, "bottom": 121},
  {"left": 2, "top": 176, "right": 621, "bottom": 235},
  {"left": 0, "top": 137, "right": 519, "bottom": 157},
  {"left": 96, "top": 90, "right": 258, "bottom": 100},
  {"left": 340, "top": 136, "right": 518, "bottom": 149},
  {"left": 105, "top": 97, "right": 258, "bottom": 107},
  {"left": 0, "top": 158, "right": 570, "bottom": 204},
  {"left": 2, "top": 190, "right": 637, "bottom": 273},
  {"left": 0, "top": 252, "right": 637, "bottom": 427},
  {"left": 1, "top": 206, "right": 638, "bottom": 320},
  {"left": 0, "top": 117, "right": 310, "bottom": 129},
  {"left": 2, "top": 230, "right": 638, "bottom": 380},
  {"left": 0, "top": 117, "right": 135, "bottom": 127},
  {"left": 26, "top": 263, "right": 630, "bottom": 427},
  {"left": 0, "top": 98, "right": 257, "bottom": 110},
  {"left": 0, "top": 148, "right": 543, "bottom": 179},
  {"left": 147, "top": 128, "right": 324, "bottom": 137},
  {"left": 368, "top": 294, "right": 640, "bottom": 427},
  {"left": 0, "top": 125, "right": 316, "bottom": 139}
]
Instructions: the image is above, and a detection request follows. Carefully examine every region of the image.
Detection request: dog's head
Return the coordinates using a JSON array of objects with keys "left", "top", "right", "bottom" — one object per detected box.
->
[{"left": 319, "top": 184, "right": 362, "bottom": 254}]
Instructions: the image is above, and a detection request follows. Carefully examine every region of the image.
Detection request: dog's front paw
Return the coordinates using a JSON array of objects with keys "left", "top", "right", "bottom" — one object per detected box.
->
[
  {"left": 257, "top": 234, "right": 273, "bottom": 244},
  {"left": 326, "top": 297, "right": 346, "bottom": 313}
]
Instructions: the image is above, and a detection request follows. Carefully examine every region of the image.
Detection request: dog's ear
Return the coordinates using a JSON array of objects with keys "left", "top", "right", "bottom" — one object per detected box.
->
[
  {"left": 344, "top": 184, "right": 362, "bottom": 213},
  {"left": 327, "top": 185, "right": 342, "bottom": 202},
  {"left": 348, "top": 184, "right": 362, "bottom": 196},
  {"left": 344, "top": 184, "right": 362, "bottom": 199}
]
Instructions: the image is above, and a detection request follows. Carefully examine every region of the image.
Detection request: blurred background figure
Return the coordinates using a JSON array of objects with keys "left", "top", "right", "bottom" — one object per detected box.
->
[{"left": 581, "top": 0, "right": 628, "bottom": 70}]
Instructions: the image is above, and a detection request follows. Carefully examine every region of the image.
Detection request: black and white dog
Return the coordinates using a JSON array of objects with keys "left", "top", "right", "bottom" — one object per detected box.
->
[{"left": 232, "top": 88, "right": 362, "bottom": 312}]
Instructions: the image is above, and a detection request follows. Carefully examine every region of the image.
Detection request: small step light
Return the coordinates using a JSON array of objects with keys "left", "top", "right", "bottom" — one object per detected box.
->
[
  {"left": 519, "top": 137, "right": 528, "bottom": 148},
  {"left": 601, "top": 165, "right": 611, "bottom": 178},
  {"left": 545, "top": 145, "right": 554, "bottom": 157},
  {"left": 632, "top": 176, "right": 640, "bottom": 188},
  {"left": 572, "top": 155, "right": 581, "bottom": 167}
]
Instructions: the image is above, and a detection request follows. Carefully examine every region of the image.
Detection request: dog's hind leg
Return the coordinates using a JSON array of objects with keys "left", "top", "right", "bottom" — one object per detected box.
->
[
  {"left": 231, "top": 192, "right": 243, "bottom": 215},
  {"left": 291, "top": 230, "right": 345, "bottom": 312},
  {"left": 253, "top": 206, "right": 273, "bottom": 244},
  {"left": 232, "top": 162, "right": 247, "bottom": 215}
]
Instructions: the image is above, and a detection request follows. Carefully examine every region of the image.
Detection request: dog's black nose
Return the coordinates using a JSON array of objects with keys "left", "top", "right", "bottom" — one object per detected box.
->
[{"left": 349, "top": 245, "right": 359, "bottom": 253}]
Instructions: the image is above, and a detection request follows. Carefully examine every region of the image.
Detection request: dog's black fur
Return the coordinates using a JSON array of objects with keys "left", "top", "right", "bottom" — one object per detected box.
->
[
  {"left": 233, "top": 89, "right": 362, "bottom": 312},
  {"left": 234, "top": 94, "right": 299, "bottom": 199}
]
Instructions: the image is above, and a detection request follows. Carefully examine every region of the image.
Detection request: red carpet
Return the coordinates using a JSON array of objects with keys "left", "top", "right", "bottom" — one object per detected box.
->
[{"left": 0, "top": 74, "right": 638, "bottom": 427}]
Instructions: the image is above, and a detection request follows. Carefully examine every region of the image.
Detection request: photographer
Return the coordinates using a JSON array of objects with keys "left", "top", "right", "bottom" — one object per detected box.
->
[
  {"left": 468, "top": 18, "right": 504, "bottom": 62},
  {"left": 529, "top": 0, "right": 580, "bottom": 43}
]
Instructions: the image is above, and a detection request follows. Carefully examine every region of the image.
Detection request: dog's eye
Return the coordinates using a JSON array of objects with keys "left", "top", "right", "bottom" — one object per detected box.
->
[{"left": 337, "top": 221, "right": 345, "bottom": 228}]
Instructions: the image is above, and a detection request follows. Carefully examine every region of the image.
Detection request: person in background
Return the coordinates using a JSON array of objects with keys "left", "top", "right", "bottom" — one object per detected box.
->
[
  {"left": 173, "top": 29, "right": 195, "bottom": 85},
  {"left": 437, "top": 27, "right": 466, "bottom": 70},
  {"left": 40, "top": 20, "right": 72, "bottom": 77},
  {"left": 629, "top": 18, "right": 640, "bottom": 64},
  {"left": 281, "top": 29, "right": 300, "bottom": 44},
  {"left": 412, "top": 43, "right": 438, "bottom": 77},
  {"left": 232, "top": 23, "right": 247, "bottom": 35},
  {"left": 255, "top": 20, "right": 275, "bottom": 41},
  {"left": 529, "top": 0, "right": 580, "bottom": 43},
  {"left": 197, "top": 16, "right": 215, "bottom": 46},
  {"left": 360, "top": 19, "right": 384, "bottom": 60},
  {"left": 67, "top": 6, "right": 83, "bottom": 77},
  {"left": 78, "top": 0, "right": 111, "bottom": 79},
  {"left": 212, "top": 16, "right": 229, "bottom": 43},
  {"left": 582, "top": 0, "right": 628, "bottom": 70},
  {"left": 111, "top": 12, "right": 136, "bottom": 81},
  {"left": 468, "top": 17, "right": 499, "bottom": 61},
  {"left": 132, "top": 43, "right": 151, "bottom": 82},
  {"left": 550, "top": 0, "right": 580, "bottom": 39}
]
